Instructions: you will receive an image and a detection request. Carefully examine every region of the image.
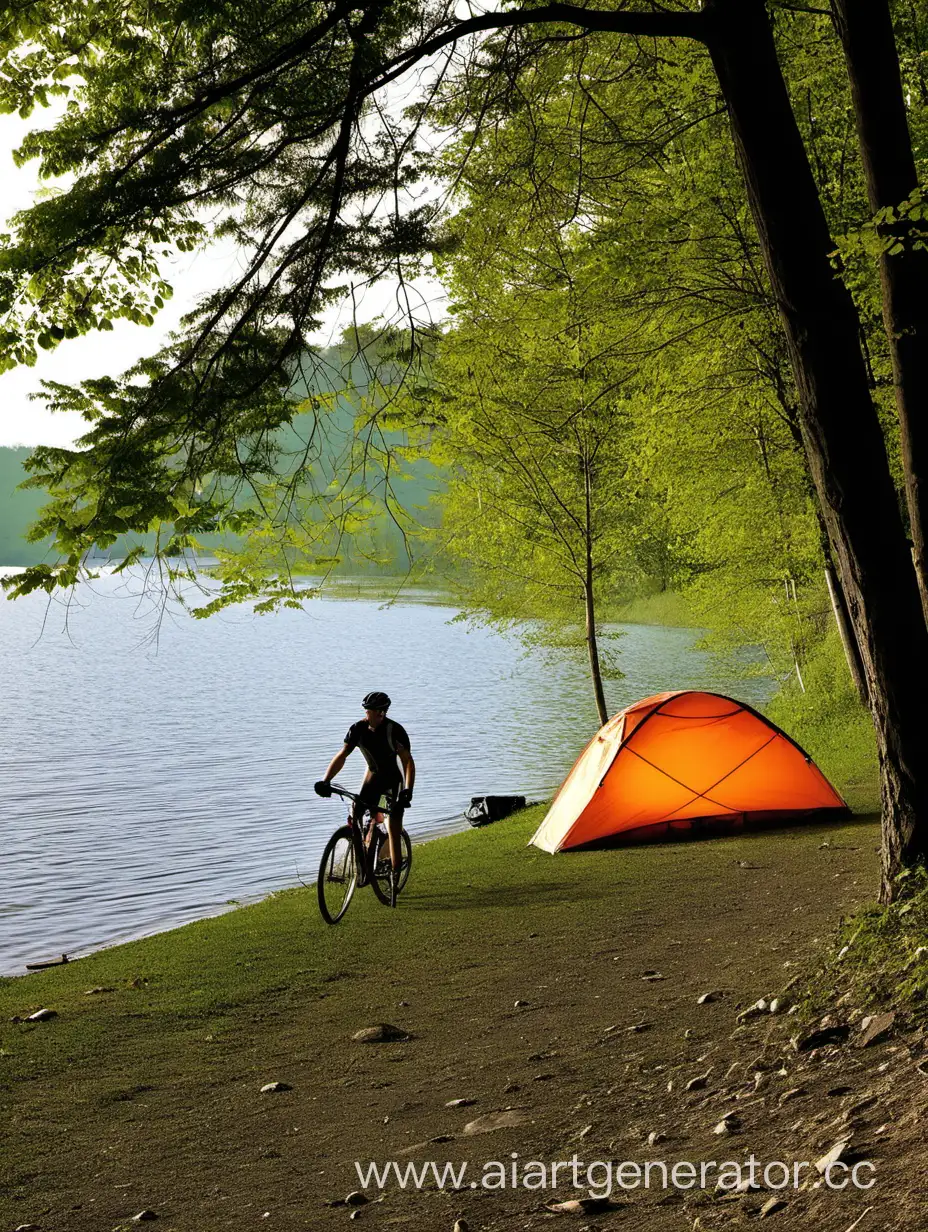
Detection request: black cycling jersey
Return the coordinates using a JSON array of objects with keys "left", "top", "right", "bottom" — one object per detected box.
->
[{"left": 343, "top": 718, "right": 411, "bottom": 782}]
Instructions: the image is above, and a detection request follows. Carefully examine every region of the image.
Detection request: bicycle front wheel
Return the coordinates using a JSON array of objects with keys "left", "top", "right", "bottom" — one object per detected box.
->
[
  {"left": 371, "top": 829, "right": 411, "bottom": 905},
  {"left": 318, "top": 826, "right": 358, "bottom": 924},
  {"left": 397, "top": 830, "right": 412, "bottom": 891}
]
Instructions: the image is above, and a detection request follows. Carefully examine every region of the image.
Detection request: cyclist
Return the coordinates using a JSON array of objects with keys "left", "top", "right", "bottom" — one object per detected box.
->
[{"left": 314, "top": 691, "right": 415, "bottom": 876}]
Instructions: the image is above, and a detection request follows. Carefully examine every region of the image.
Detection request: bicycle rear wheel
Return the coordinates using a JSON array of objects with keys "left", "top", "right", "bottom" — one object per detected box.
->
[{"left": 318, "top": 826, "right": 358, "bottom": 924}]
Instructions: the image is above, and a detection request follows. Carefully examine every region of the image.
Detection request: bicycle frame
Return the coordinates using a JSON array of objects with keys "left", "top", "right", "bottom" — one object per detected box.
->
[{"left": 327, "top": 782, "right": 392, "bottom": 880}]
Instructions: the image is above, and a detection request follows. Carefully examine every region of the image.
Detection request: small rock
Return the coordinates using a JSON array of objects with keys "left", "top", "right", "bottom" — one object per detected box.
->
[
  {"left": 737, "top": 999, "right": 768, "bottom": 1023},
  {"left": 753, "top": 1072, "right": 769, "bottom": 1092},
  {"left": 847, "top": 1094, "right": 878, "bottom": 1115},
  {"left": 84, "top": 987, "right": 115, "bottom": 995},
  {"left": 14, "top": 1225, "right": 41, "bottom": 1231},
  {"left": 132, "top": 1214, "right": 158, "bottom": 1224},
  {"left": 769, "top": 998, "right": 787, "bottom": 1015},
  {"left": 815, "top": 1140, "right": 851, "bottom": 1175},
  {"left": 352, "top": 1024, "right": 408, "bottom": 1043},
  {"left": 349, "top": 1212, "right": 360, "bottom": 1221},
  {"left": 779, "top": 1087, "right": 806, "bottom": 1104},
  {"left": 345, "top": 1192, "right": 369, "bottom": 1207},
  {"left": 760, "top": 1197, "right": 787, "bottom": 1217},
  {"left": 641, "top": 971, "right": 665, "bottom": 981},
  {"left": 398, "top": 1000, "right": 409, "bottom": 1007},
  {"left": 697, "top": 991, "right": 721, "bottom": 1005},
  {"left": 454, "top": 1222, "right": 470, "bottom": 1232},
  {"left": 25, "top": 1008, "right": 57, "bottom": 1023},
  {"left": 546, "top": 1197, "right": 613, "bottom": 1214},
  {"left": 260, "top": 1081, "right": 292, "bottom": 1093},
  {"left": 647, "top": 1130, "right": 666, "bottom": 1146},
  {"left": 445, "top": 1098, "right": 476, "bottom": 1108},
  {"left": 463, "top": 1109, "right": 531, "bottom": 1135},
  {"left": 683, "top": 1029, "right": 694, "bottom": 1039},
  {"left": 712, "top": 1115, "right": 740, "bottom": 1136},
  {"left": 733, "top": 1177, "right": 764, "bottom": 1193},
  {"left": 793, "top": 1025, "right": 850, "bottom": 1052},
  {"left": 686, "top": 1070, "right": 711, "bottom": 1092},
  {"left": 514, "top": 1000, "right": 529, "bottom": 1008},
  {"left": 857, "top": 1010, "right": 896, "bottom": 1048}
]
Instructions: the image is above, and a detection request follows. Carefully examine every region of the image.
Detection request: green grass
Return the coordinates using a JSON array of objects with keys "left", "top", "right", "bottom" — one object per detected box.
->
[
  {"left": 765, "top": 631, "right": 879, "bottom": 816},
  {"left": 2, "top": 800, "right": 883, "bottom": 1231},
  {"left": 799, "top": 866, "right": 928, "bottom": 1025},
  {"left": 0, "top": 808, "right": 548, "bottom": 1064}
]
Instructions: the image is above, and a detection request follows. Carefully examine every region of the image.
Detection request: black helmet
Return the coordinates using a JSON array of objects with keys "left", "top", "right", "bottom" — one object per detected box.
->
[{"left": 362, "top": 690, "right": 391, "bottom": 711}]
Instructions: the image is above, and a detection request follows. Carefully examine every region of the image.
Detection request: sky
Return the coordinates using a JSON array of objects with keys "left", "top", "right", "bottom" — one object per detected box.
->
[{"left": 0, "top": 103, "right": 447, "bottom": 449}]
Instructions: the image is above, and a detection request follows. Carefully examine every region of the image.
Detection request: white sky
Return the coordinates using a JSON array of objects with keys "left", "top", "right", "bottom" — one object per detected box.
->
[{"left": 0, "top": 106, "right": 447, "bottom": 448}]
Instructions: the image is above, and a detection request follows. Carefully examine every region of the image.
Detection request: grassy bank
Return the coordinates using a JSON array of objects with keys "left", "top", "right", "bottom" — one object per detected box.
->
[{"left": 1, "top": 800, "right": 887, "bottom": 1232}]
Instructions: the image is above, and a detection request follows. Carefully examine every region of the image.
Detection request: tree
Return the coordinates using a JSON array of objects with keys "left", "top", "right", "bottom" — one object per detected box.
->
[
  {"left": 420, "top": 210, "right": 675, "bottom": 724},
  {"left": 831, "top": 0, "right": 928, "bottom": 622},
  {"left": 427, "top": 15, "right": 858, "bottom": 706},
  {"left": 1, "top": 0, "right": 928, "bottom": 895}
]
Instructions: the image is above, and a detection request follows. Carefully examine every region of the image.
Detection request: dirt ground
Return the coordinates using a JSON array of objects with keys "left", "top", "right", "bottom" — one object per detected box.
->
[{"left": 4, "top": 810, "right": 926, "bottom": 1232}]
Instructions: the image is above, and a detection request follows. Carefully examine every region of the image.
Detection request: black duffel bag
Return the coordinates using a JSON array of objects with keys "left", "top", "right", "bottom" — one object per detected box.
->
[{"left": 465, "top": 795, "right": 527, "bottom": 827}]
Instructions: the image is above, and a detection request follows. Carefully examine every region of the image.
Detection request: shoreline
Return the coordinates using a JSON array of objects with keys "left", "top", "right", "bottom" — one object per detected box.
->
[
  {"left": 1, "top": 803, "right": 893, "bottom": 1232},
  {"left": 2, "top": 800, "right": 553, "bottom": 980}
]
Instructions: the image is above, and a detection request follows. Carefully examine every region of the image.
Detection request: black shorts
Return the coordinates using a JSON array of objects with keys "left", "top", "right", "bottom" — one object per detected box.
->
[{"left": 358, "top": 775, "right": 403, "bottom": 819}]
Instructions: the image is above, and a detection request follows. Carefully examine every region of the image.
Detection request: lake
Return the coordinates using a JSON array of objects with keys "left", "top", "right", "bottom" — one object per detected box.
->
[{"left": 0, "top": 573, "right": 772, "bottom": 975}]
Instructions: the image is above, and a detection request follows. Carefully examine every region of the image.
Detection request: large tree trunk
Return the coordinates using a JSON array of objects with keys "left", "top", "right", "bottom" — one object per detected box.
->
[
  {"left": 831, "top": 0, "right": 928, "bottom": 624},
  {"left": 704, "top": 0, "right": 928, "bottom": 900}
]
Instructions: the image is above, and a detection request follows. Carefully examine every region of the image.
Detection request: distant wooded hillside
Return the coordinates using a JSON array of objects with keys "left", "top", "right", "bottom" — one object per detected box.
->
[{"left": 0, "top": 350, "right": 441, "bottom": 571}]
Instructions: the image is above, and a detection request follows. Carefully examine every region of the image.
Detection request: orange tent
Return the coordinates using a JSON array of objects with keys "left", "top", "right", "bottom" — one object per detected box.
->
[{"left": 530, "top": 690, "right": 847, "bottom": 852}]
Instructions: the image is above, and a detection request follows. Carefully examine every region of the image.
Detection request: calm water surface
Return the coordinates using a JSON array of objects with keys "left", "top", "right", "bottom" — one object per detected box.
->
[{"left": 0, "top": 573, "right": 772, "bottom": 974}]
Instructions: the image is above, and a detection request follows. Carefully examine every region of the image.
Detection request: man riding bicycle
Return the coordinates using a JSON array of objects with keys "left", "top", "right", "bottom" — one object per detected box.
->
[{"left": 314, "top": 691, "right": 415, "bottom": 875}]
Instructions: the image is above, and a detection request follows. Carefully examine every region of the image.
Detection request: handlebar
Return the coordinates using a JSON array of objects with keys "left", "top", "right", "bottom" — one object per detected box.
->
[
  {"left": 327, "top": 781, "right": 360, "bottom": 804},
  {"left": 326, "top": 781, "right": 397, "bottom": 808}
]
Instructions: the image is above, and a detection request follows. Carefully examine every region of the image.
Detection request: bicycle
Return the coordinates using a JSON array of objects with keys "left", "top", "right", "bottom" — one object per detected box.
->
[{"left": 316, "top": 782, "right": 412, "bottom": 924}]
